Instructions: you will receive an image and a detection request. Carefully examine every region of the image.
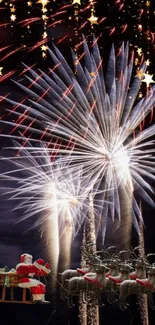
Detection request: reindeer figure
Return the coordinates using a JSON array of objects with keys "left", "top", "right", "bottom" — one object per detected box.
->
[
  {"left": 67, "top": 264, "right": 108, "bottom": 307},
  {"left": 67, "top": 276, "right": 94, "bottom": 307},
  {"left": 129, "top": 259, "right": 147, "bottom": 280},
  {"left": 103, "top": 260, "right": 121, "bottom": 304},
  {"left": 84, "top": 264, "right": 109, "bottom": 288},
  {"left": 119, "top": 265, "right": 155, "bottom": 310},
  {"left": 60, "top": 269, "right": 80, "bottom": 300},
  {"left": 136, "top": 266, "right": 155, "bottom": 290},
  {"left": 108, "top": 264, "right": 133, "bottom": 284},
  {"left": 77, "top": 244, "right": 102, "bottom": 275},
  {"left": 105, "top": 259, "right": 120, "bottom": 278},
  {"left": 60, "top": 244, "right": 99, "bottom": 298}
]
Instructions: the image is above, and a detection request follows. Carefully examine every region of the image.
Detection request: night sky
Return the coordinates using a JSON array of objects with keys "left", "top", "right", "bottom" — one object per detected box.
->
[{"left": 0, "top": 0, "right": 155, "bottom": 324}]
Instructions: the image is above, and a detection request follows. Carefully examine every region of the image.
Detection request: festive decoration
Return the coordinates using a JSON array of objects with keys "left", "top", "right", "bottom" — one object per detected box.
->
[
  {"left": 2, "top": 39, "right": 155, "bottom": 248},
  {"left": 60, "top": 246, "right": 155, "bottom": 310},
  {"left": 142, "top": 72, "right": 155, "bottom": 88},
  {"left": 72, "top": 0, "right": 81, "bottom": 5},
  {"left": 0, "top": 141, "right": 93, "bottom": 292},
  {"left": 0, "top": 0, "right": 153, "bottom": 79},
  {"left": 136, "top": 69, "right": 145, "bottom": 79},
  {"left": 0, "top": 254, "right": 50, "bottom": 304},
  {"left": 88, "top": 14, "right": 98, "bottom": 26},
  {"left": 0, "top": 2, "right": 154, "bottom": 324},
  {"left": 16, "top": 253, "right": 51, "bottom": 303},
  {"left": 88, "top": 0, "right": 98, "bottom": 27}
]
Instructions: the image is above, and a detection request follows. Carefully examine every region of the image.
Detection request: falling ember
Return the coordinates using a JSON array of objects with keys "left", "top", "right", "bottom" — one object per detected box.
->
[
  {"left": 0, "top": 70, "right": 15, "bottom": 82},
  {"left": 109, "top": 27, "right": 116, "bottom": 36},
  {"left": 0, "top": 46, "right": 24, "bottom": 62}
]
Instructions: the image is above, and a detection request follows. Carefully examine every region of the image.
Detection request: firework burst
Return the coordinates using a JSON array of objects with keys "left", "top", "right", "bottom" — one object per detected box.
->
[
  {"left": 0, "top": 36, "right": 155, "bottom": 245},
  {"left": 0, "top": 140, "right": 92, "bottom": 237}
]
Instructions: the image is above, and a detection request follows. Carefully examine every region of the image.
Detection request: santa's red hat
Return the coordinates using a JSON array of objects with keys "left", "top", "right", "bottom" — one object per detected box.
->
[{"left": 20, "top": 253, "right": 32, "bottom": 263}]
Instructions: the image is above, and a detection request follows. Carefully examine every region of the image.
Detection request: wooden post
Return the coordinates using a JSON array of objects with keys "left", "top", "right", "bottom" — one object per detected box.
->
[
  {"left": 22, "top": 288, "right": 26, "bottom": 302},
  {"left": 10, "top": 287, "right": 14, "bottom": 301},
  {"left": 2, "top": 286, "right": 6, "bottom": 301}
]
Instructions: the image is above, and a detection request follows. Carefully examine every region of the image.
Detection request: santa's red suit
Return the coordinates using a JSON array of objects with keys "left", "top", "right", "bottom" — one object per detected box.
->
[{"left": 16, "top": 253, "right": 51, "bottom": 303}]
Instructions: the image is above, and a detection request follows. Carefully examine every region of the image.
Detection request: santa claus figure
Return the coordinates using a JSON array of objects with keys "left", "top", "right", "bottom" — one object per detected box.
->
[{"left": 16, "top": 253, "right": 51, "bottom": 304}]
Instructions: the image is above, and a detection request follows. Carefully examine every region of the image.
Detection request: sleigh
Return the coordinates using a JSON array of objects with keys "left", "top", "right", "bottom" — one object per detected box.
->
[{"left": 0, "top": 269, "right": 32, "bottom": 304}]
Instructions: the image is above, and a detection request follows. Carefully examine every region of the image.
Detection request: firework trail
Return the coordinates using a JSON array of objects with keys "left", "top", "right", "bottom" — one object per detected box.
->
[{"left": 1, "top": 36, "right": 155, "bottom": 248}]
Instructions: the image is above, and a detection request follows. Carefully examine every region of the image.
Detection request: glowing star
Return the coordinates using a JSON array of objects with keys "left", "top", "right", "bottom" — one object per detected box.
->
[
  {"left": 146, "top": 1, "right": 151, "bottom": 6},
  {"left": 0, "top": 67, "right": 3, "bottom": 76},
  {"left": 142, "top": 72, "right": 155, "bottom": 88},
  {"left": 10, "top": 14, "right": 16, "bottom": 22},
  {"left": 135, "top": 58, "right": 139, "bottom": 66},
  {"left": 41, "top": 44, "right": 48, "bottom": 51},
  {"left": 88, "top": 14, "right": 98, "bottom": 25},
  {"left": 42, "top": 52, "right": 47, "bottom": 58},
  {"left": 27, "top": 1, "right": 32, "bottom": 6},
  {"left": 37, "top": 0, "right": 49, "bottom": 5},
  {"left": 146, "top": 59, "right": 150, "bottom": 66},
  {"left": 42, "top": 14, "right": 48, "bottom": 20},
  {"left": 90, "top": 71, "right": 96, "bottom": 77},
  {"left": 42, "top": 31, "right": 47, "bottom": 39},
  {"left": 10, "top": 6, "right": 16, "bottom": 13},
  {"left": 72, "top": 0, "right": 81, "bottom": 4},
  {"left": 137, "top": 48, "right": 142, "bottom": 56},
  {"left": 136, "top": 69, "right": 145, "bottom": 79},
  {"left": 42, "top": 7, "right": 47, "bottom": 13}
]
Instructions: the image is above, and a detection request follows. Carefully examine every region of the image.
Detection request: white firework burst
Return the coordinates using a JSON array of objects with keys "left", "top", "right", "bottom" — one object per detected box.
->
[
  {"left": 0, "top": 141, "right": 92, "bottom": 237},
  {"left": 1, "top": 36, "right": 155, "bottom": 242}
]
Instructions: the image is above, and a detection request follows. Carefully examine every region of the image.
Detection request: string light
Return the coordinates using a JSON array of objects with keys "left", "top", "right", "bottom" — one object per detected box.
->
[
  {"left": 9, "top": 2, "right": 16, "bottom": 24},
  {"left": 37, "top": 0, "right": 49, "bottom": 58},
  {"left": 72, "top": 0, "right": 81, "bottom": 4},
  {"left": 146, "top": 59, "right": 150, "bottom": 66},
  {"left": 88, "top": 0, "right": 98, "bottom": 28},
  {"left": 85, "top": 194, "right": 99, "bottom": 325},
  {"left": 72, "top": 0, "right": 82, "bottom": 74},
  {"left": 26, "top": 0, "right": 33, "bottom": 35},
  {"left": 137, "top": 47, "right": 142, "bottom": 56}
]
